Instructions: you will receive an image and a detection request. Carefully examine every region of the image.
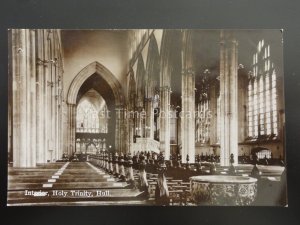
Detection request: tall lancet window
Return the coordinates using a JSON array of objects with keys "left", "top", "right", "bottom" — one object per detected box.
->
[
  {"left": 76, "top": 89, "right": 109, "bottom": 134},
  {"left": 248, "top": 40, "right": 278, "bottom": 140},
  {"left": 196, "top": 99, "right": 211, "bottom": 144},
  {"left": 153, "top": 89, "right": 160, "bottom": 141},
  {"left": 195, "top": 69, "right": 211, "bottom": 144},
  {"left": 76, "top": 100, "right": 100, "bottom": 133},
  {"left": 216, "top": 94, "right": 221, "bottom": 143},
  {"left": 153, "top": 90, "right": 160, "bottom": 109}
]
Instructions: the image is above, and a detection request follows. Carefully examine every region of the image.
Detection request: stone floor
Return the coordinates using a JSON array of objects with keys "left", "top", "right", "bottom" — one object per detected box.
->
[{"left": 7, "top": 162, "right": 146, "bottom": 206}]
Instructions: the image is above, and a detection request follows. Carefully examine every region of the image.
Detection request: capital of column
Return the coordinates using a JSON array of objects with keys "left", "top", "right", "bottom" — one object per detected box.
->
[
  {"left": 36, "top": 58, "right": 57, "bottom": 67},
  {"left": 160, "top": 86, "right": 171, "bottom": 92},
  {"left": 144, "top": 97, "right": 153, "bottom": 102},
  {"left": 46, "top": 29, "right": 53, "bottom": 40},
  {"left": 220, "top": 40, "right": 225, "bottom": 46},
  {"left": 181, "top": 68, "right": 195, "bottom": 76},
  {"left": 36, "top": 58, "right": 43, "bottom": 65},
  {"left": 115, "top": 104, "right": 125, "bottom": 110},
  {"left": 44, "top": 58, "right": 58, "bottom": 66},
  {"left": 219, "top": 37, "right": 238, "bottom": 47},
  {"left": 231, "top": 39, "right": 238, "bottom": 46},
  {"left": 36, "top": 58, "right": 46, "bottom": 66},
  {"left": 67, "top": 102, "right": 76, "bottom": 107}
]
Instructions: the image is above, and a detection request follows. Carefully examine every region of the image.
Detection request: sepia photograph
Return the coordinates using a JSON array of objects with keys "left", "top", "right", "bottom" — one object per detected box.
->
[{"left": 7, "top": 29, "right": 287, "bottom": 206}]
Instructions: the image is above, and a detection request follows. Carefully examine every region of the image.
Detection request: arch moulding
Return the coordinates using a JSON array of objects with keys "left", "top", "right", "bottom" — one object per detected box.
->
[
  {"left": 65, "top": 61, "right": 125, "bottom": 155},
  {"left": 67, "top": 61, "right": 124, "bottom": 106}
]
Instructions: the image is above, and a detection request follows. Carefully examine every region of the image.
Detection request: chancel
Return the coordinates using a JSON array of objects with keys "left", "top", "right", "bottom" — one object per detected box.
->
[{"left": 7, "top": 29, "right": 287, "bottom": 206}]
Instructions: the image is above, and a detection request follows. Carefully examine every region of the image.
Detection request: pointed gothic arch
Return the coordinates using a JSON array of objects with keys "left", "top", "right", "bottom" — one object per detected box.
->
[
  {"left": 67, "top": 61, "right": 124, "bottom": 106},
  {"left": 66, "top": 61, "right": 125, "bottom": 155},
  {"left": 146, "top": 34, "right": 160, "bottom": 97}
]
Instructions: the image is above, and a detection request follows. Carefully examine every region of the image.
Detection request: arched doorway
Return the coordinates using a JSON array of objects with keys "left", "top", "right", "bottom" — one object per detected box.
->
[{"left": 66, "top": 61, "right": 124, "bottom": 156}]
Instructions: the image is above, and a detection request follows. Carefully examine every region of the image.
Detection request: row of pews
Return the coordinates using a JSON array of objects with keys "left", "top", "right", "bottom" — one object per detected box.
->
[
  {"left": 7, "top": 161, "right": 147, "bottom": 206},
  {"left": 89, "top": 152, "right": 194, "bottom": 205},
  {"left": 7, "top": 150, "right": 287, "bottom": 206},
  {"left": 89, "top": 151, "right": 287, "bottom": 206}
]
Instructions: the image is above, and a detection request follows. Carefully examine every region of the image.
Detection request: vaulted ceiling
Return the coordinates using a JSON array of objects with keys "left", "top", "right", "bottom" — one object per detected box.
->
[
  {"left": 61, "top": 29, "right": 131, "bottom": 98},
  {"left": 61, "top": 29, "right": 283, "bottom": 97}
]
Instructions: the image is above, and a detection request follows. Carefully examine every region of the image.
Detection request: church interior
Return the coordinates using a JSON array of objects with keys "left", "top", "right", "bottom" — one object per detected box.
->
[{"left": 7, "top": 29, "right": 287, "bottom": 206}]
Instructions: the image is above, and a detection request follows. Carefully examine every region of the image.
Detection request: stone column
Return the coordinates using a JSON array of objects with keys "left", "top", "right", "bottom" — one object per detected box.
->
[
  {"left": 49, "top": 31, "right": 57, "bottom": 162},
  {"left": 219, "top": 31, "right": 238, "bottom": 166},
  {"left": 55, "top": 74, "right": 60, "bottom": 161},
  {"left": 237, "top": 68, "right": 247, "bottom": 143},
  {"left": 36, "top": 29, "right": 45, "bottom": 163},
  {"left": 115, "top": 105, "right": 122, "bottom": 152},
  {"left": 181, "top": 30, "right": 195, "bottom": 163},
  {"left": 122, "top": 110, "right": 128, "bottom": 154},
  {"left": 159, "top": 86, "right": 171, "bottom": 160},
  {"left": 28, "top": 29, "right": 37, "bottom": 166},
  {"left": 209, "top": 84, "right": 218, "bottom": 144},
  {"left": 52, "top": 31, "right": 60, "bottom": 161},
  {"left": 71, "top": 103, "right": 77, "bottom": 155},
  {"left": 136, "top": 108, "right": 143, "bottom": 137},
  {"left": 145, "top": 98, "right": 154, "bottom": 139},
  {"left": 128, "top": 117, "right": 134, "bottom": 154},
  {"left": 12, "top": 29, "right": 36, "bottom": 167},
  {"left": 119, "top": 107, "right": 126, "bottom": 153},
  {"left": 141, "top": 108, "right": 146, "bottom": 138},
  {"left": 43, "top": 29, "right": 51, "bottom": 162},
  {"left": 115, "top": 107, "right": 121, "bottom": 153},
  {"left": 55, "top": 30, "right": 64, "bottom": 160},
  {"left": 57, "top": 88, "right": 63, "bottom": 160},
  {"left": 12, "top": 29, "right": 26, "bottom": 167},
  {"left": 181, "top": 69, "right": 195, "bottom": 163},
  {"left": 67, "top": 103, "right": 76, "bottom": 155}
]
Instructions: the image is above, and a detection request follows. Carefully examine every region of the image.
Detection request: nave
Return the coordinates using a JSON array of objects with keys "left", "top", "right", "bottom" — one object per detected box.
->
[{"left": 8, "top": 29, "right": 287, "bottom": 206}]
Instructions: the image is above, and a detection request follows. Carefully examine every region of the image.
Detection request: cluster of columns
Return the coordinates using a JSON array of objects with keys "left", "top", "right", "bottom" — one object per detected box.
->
[
  {"left": 10, "top": 29, "right": 63, "bottom": 167},
  {"left": 159, "top": 85, "right": 171, "bottom": 161},
  {"left": 116, "top": 106, "right": 126, "bottom": 154},
  {"left": 219, "top": 31, "right": 239, "bottom": 166},
  {"left": 145, "top": 97, "right": 154, "bottom": 139},
  {"left": 156, "top": 30, "right": 239, "bottom": 165},
  {"left": 126, "top": 70, "right": 136, "bottom": 154},
  {"left": 159, "top": 30, "right": 195, "bottom": 163},
  {"left": 181, "top": 30, "right": 196, "bottom": 163},
  {"left": 67, "top": 104, "right": 76, "bottom": 155}
]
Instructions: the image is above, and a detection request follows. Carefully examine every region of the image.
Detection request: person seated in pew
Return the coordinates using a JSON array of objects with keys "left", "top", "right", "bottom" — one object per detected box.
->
[
  {"left": 263, "top": 155, "right": 269, "bottom": 165},
  {"left": 70, "top": 154, "right": 79, "bottom": 162}
]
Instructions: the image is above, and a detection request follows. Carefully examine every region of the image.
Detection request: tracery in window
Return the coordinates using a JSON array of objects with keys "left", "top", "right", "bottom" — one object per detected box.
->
[
  {"left": 195, "top": 69, "right": 211, "bottom": 144},
  {"left": 216, "top": 94, "right": 221, "bottom": 143},
  {"left": 196, "top": 99, "right": 211, "bottom": 144},
  {"left": 247, "top": 40, "right": 278, "bottom": 140},
  {"left": 76, "top": 92, "right": 109, "bottom": 134}
]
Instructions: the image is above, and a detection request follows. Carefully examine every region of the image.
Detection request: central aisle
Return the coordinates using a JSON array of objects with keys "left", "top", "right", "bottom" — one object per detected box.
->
[{"left": 8, "top": 162, "right": 147, "bottom": 206}]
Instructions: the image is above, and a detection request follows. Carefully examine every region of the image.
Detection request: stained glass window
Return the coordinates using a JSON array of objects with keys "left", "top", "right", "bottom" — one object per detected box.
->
[
  {"left": 76, "top": 100, "right": 108, "bottom": 133},
  {"left": 248, "top": 40, "right": 278, "bottom": 139},
  {"left": 196, "top": 99, "right": 210, "bottom": 143}
]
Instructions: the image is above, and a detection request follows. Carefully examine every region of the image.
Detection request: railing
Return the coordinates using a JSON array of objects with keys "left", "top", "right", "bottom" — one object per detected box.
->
[
  {"left": 132, "top": 138, "right": 160, "bottom": 154},
  {"left": 76, "top": 127, "right": 108, "bottom": 133}
]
